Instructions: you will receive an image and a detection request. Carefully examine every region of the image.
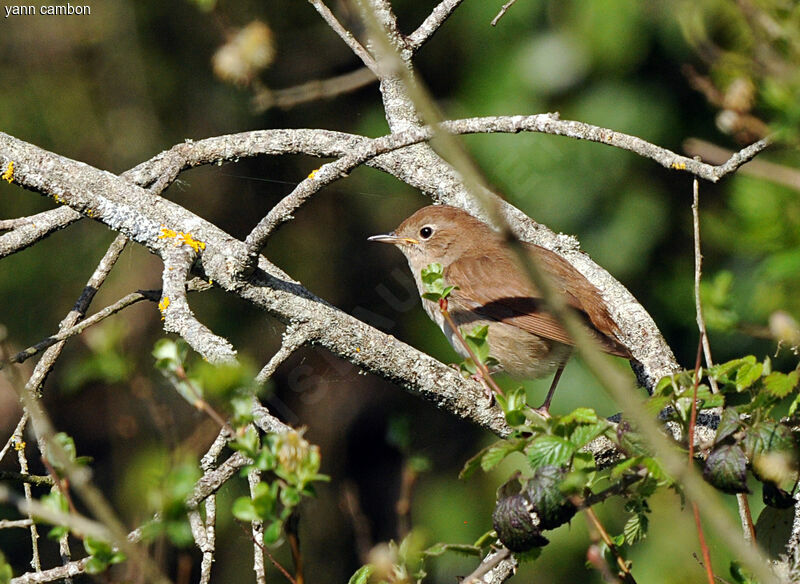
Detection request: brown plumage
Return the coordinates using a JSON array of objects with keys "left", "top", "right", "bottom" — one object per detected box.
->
[{"left": 369, "top": 204, "right": 634, "bottom": 411}]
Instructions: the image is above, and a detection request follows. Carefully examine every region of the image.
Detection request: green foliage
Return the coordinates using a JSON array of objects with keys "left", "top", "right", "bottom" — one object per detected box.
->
[
  {"left": 657, "top": 356, "right": 800, "bottom": 504},
  {"left": 231, "top": 428, "right": 329, "bottom": 547},
  {"left": 62, "top": 322, "right": 133, "bottom": 392},
  {"left": 0, "top": 551, "right": 12, "bottom": 584},
  {"left": 83, "top": 537, "right": 126, "bottom": 574},
  {"left": 40, "top": 489, "right": 69, "bottom": 540},
  {"left": 139, "top": 459, "right": 201, "bottom": 547},
  {"left": 46, "top": 432, "right": 93, "bottom": 475},
  {"left": 420, "top": 263, "right": 457, "bottom": 302}
]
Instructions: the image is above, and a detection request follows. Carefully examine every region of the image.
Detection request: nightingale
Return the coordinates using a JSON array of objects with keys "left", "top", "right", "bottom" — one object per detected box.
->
[{"left": 368, "top": 205, "right": 634, "bottom": 412}]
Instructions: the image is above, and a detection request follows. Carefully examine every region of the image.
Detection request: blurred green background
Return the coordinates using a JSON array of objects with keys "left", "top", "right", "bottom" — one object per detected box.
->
[{"left": 1, "top": 0, "right": 799, "bottom": 582}]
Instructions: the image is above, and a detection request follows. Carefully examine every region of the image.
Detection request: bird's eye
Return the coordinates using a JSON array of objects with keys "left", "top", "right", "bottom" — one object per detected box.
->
[{"left": 419, "top": 225, "right": 434, "bottom": 239}]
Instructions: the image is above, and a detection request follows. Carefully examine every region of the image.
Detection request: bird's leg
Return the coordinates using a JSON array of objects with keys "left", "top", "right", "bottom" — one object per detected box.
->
[{"left": 535, "top": 364, "right": 566, "bottom": 415}]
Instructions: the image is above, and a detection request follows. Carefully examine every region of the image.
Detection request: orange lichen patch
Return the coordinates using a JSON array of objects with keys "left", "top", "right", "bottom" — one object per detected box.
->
[
  {"left": 159, "top": 227, "right": 179, "bottom": 240},
  {"left": 307, "top": 168, "right": 319, "bottom": 180},
  {"left": 158, "top": 296, "right": 170, "bottom": 319},
  {"left": 13, "top": 440, "right": 25, "bottom": 451},
  {"left": 178, "top": 231, "right": 206, "bottom": 252},
  {"left": 2, "top": 161, "right": 14, "bottom": 183},
  {"left": 671, "top": 161, "right": 687, "bottom": 170},
  {"left": 159, "top": 227, "right": 206, "bottom": 252}
]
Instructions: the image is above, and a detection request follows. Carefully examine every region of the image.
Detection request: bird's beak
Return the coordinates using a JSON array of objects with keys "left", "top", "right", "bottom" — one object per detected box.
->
[{"left": 367, "top": 232, "right": 419, "bottom": 245}]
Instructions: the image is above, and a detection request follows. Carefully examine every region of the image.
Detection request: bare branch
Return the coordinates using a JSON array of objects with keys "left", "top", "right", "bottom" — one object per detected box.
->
[
  {"left": 491, "top": 0, "right": 520, "bottom": 27},
  {"left": 0, "top": 207, "right": 81, "bottom": 259},
  {"left": 161, "top": 246, "right": 237, "bottom": 364},
  {"left": 5, "top": 290, "right": 158, "bottom": 369},
  {"left": 407, "top": 0, "right": 466, "bottom": 51},
  {"left": 684, "top": 138, "right": 800, "bottom": 191},
  {"left": 307, "top": 0, "right": 379, "bottom": 73},
  {"left": 251, "top": 67, "right": 376, "bottom": 112},
  {"left": 9, "top": 557, "right": 90, "bottom": 584},
  {"left": 463, "top": 547, "right": 517, "bottom": 584},
  {"left": 256, "top": 323, "right": 310, "bottom": 384}
]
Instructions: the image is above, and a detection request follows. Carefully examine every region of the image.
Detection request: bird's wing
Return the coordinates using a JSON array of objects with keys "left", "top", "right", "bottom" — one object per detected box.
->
[{"left": 444, "top": 244, "right": 631, "bottom": 358}]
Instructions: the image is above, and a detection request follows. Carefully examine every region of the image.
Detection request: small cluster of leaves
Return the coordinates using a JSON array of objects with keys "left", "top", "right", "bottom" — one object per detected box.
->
[
  {"left": 231, "top": 426, "right": 329, "bottom": 546},
  {"left": 421, "top": 264, "right": 500, "bottom": 376},
  {"left": 463, "top": 394, "right": 667, "bottom": 555},
  {"left": 420, "top": 263, "right": 457, "bottom": 302},
  {"left": 153, "top": 338, "right": 257, "bottom": 407},
  {"left": 139, "top": 460, "right": 202, "bottom": 547},
  {"left": 347, "top": 530, "right": 491, "bottom": 584},
  {"left": 656, "top": 356, "right": 799, "bottom": 499}
]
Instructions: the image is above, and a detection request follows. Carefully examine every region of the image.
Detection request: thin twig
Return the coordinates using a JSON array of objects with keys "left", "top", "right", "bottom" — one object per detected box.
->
[
  {"left": 491, "top": 0, "right": 519, "bottom": 26},
  {"left": 4, "top": 290, "right": 158, "bottom": 368},
  {"left": 251, "top": 67, "right": 375, "bottom": 113},
  {"left": 439, "top": 299, "right": 504, "bottom": 396},
  {"left": 685, "top": 138, "right": 800, "bottom": 192},
  {"left": 307, "top": 0, "right": 378, "bottom": 73},
  {"left": 583, "top": 506, "right": 637, "bottom": 583},
  {"left": 406, "top": 0, "right": 466, "bottom": 51},
  {"left": 462, "top": 547, "right": 513, "bottom": 584},
  {"left": 248, "top": 469, "right": 267, "bottom": 584},
  {"left": 691, "top": 177, "right": 717, "bottom": 584},
  {"left": 256, "top": 323, "right": 310, "bottom": 384}
]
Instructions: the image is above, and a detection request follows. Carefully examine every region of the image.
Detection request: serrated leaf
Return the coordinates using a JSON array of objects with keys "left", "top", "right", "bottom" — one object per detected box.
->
[
  {"left": 559, "top": 407, "right": 599, "bottom": 425},
  {"left": 460, "top": 441, "right": 508, "bottom": 479},
  {"left": 527, "top": 435, "right": 576, "bottom": 469},
  {"left": 715, "top": 407, "right": 742, "bottom": 444},
  {"left": 703, "top": 444, "right": 748, "bottom": 494},
  {"left": 735, "top": 362, "right": 763, "bottom": 391},
  {"left": 623, "top": 511, "right": 649, "bottom": 545},
  {"left": 743, "top": 421, "right": 795, "bottom": 459},
  {"left": 568, "top": 421, "right": 610, "bottom": 449},
  {"left": 763, "top": 371, "right": 798, "bottom": 398}
]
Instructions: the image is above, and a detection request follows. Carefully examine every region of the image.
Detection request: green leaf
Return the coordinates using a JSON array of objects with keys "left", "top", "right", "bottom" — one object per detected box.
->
[
  {"left": 715, "top": 407, "right": 742, "bottom": 444},
  {"left": 763, "top": 371, "right": 798, "bottom": 398},
  {"left": 263, "top": 519, "right": 283, "bottom": 545},
  {"left": 525, "top": 465, "right": 577, "bottom": 530},
  {"left": 527, "top": 435, "right": 576, "bottom": 468},
  {"left": 703, "top": 444, "right": 748, "bottom": 494},
  {"left": 743, "top": 421, "right": 795, "bottom": 459},
  {"left": 481, "top": 439, "right": 524, "bottom": 472},
  {"left": 347, "top": 565, "right": 374, "bottom": 584},
  {"left": 622, "top": 510, "right": 649, "bottom": 545},
  {"left": 0, "top": 551, "right": 13, "bottom": 584},
  {"left": 559, "top": 407, "right": 599, "bottom": 425},
  {"left": 464, "top": 325, "right": 491, "bottom": 363},
  {"left": 568, "top": 421, "right": 610, "bottom": 449},
  {"left": 422, "top": 542, "right": 482, "bottom": 557},
  {"left": 84, "top": 556, "right": 109, "bottom": 575},
  {"left": 735, "top": 361, "right": 763, "bottom": 391},
  {"left": 232, "top": 497, "right": 261, "bottom": 522}
]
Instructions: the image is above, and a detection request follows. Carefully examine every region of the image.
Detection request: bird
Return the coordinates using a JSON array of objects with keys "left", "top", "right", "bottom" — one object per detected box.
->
[{"left": 368, "top": 204, "right": 634, "bottom": 412}]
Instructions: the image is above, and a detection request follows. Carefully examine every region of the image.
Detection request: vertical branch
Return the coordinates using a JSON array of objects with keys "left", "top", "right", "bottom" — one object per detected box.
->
[
  {"left": 13, "top": 416, "right": 41, "bottom": 572},
  {"left": 692, "top": 175, "right": 755, "bottom": 544},
  {"left": 690, "top": 177, "right": 717, "bottom": 584},
  {"left": 248, "top": 469, "right": 267, "bottom": 584}
]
